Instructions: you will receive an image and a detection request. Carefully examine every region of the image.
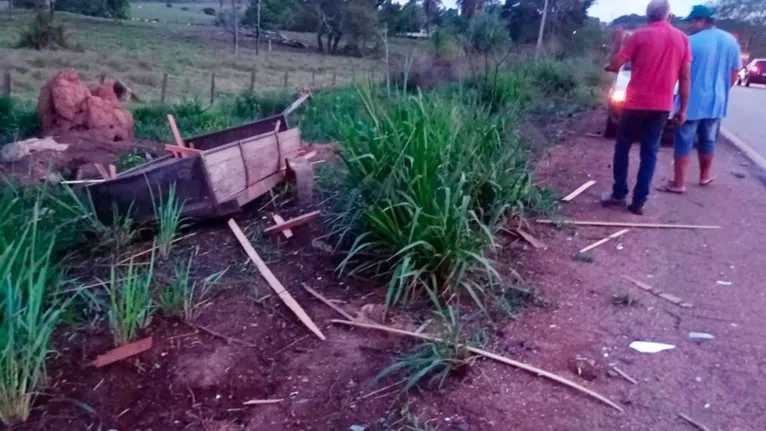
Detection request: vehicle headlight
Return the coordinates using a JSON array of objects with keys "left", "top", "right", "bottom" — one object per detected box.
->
[{"left": 611, "top": 89, "right": 627, "bottom": 103}]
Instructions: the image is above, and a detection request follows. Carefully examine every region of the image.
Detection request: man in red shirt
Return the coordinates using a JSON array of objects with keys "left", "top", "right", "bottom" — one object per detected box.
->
[{"left": 602, "top": 0, "right": 692, "bottom": 215}]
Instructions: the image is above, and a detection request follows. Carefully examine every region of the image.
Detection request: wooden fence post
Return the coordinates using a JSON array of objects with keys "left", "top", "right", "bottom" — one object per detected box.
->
[
  {"left": 283, "top": 71, "right": 288, "bottom": 89},
  {"left": 332, "top": 69, "right": 337, "bottom": 87},
  {"left": 3, "top": 71, "right": 11, "bottom": 96},
  {"left": 351, "top": 65, "right": 356, "bottom": 83},
  {"left": 160, "top": 72, "right": 168, "bottom": 103},
  {"left": 210, "top": 72, "right": 216, "bottom": 105},
  {"left": 268, "top": 39, "right": 272, "bottom": 52},
  {"left": 311, "top": 69, "right": 316, "bottom": 88},
  {"left": 249, "top": 68, "right": 256, "bottom": 92}
]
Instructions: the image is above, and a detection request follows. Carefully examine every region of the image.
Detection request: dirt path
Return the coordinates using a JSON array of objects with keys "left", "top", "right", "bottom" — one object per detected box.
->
[{"left": 441, "top": 111, "right": 766, "bottom": 431}]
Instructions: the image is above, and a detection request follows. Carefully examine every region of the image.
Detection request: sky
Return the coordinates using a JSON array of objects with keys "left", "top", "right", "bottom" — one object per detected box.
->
[{"left": 435, "top": 0, "right": 696, "bottom": 23}]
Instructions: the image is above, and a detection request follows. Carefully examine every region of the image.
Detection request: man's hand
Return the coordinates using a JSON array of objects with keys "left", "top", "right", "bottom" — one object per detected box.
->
[{"left": 673, "top": 110, "right": 687, "bottom": 126}]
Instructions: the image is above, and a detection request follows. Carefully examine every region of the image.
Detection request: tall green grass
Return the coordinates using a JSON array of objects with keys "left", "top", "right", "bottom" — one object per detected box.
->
[
  {"left": 334, "top": 87, "right": 532, "bottom": 309},
  {"left": 158, "top": 253, "right": 227, "bottom": 321},
  {"left": 0, "top": 95, "right": 40, "bottom": 145},
  {"left": 151, "top": 183, "right": 185, "bottom": 259},
  {"left": 107, "top": 255, "right": 156, "bottom": 346}
]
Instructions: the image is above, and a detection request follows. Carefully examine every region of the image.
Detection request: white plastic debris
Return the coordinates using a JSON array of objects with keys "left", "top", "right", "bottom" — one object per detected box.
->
[
  {"left": 616, "top": 243, "right": 624, "bottom": 250},
  {"left": 716, "top": 280, "right": 733, "bottom": 286},
  {"left": 629, "top": 341, "right": 676, "bottom": 353},
  {"left": 689, "top": 332, "right": 715, "bottom": 341}
]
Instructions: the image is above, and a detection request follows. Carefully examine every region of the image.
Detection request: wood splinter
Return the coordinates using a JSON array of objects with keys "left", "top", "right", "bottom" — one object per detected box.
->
[
  {"left": 264, "top": 211, "right": 320, "bottom": 235},
  {"left": 93, "top": 337, "right": 153, "bottom": 368},
  {"left": 623, "top": 276, "right": 693, "bottom": 308},
  {"left": 561, "top": 180, "right": 597, "bottom": 202},
  {"left": 228, "top": 219, "right": 326, "bottom": 340},
  {"left": 579, "top": 229, "right": 629, "bottom": 254}
]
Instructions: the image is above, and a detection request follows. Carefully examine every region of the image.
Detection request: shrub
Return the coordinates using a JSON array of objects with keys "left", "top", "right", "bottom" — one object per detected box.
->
[
  {"left": 0, "top": 96, "right": 40, "bottom": 145},
  {"left": 522, "top": 60, "right": 579, "bottom": 95},
  {"left": 203, "top": 7, "right": 216, "bottom": 16},
  {"left": 16, "top": 13, "right": 72, "bottom": 51},
  {"left": 334, "top": 88, "right": 531, "bottom": 309}
]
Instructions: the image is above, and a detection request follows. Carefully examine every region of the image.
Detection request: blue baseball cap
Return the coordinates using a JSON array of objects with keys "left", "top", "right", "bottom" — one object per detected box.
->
[{"left": 684, "top": 5, "right": 715, "bottom": 21}]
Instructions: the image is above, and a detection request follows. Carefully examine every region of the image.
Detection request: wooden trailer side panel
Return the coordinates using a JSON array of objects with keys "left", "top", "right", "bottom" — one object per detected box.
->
[{"left": 203, "top": 146, "right": 247, "bottom": 203}]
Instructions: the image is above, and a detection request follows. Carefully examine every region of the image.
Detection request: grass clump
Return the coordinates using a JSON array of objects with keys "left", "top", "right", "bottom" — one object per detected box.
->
[
  {"left": 0, "top": 208, "right": 66, "bottom": 425},
  {"left": 151, "top": 183, "right": 185, "bottom": 259},
  {"left": 107, "top": 256, "right": 155, "bottom": 346},
  {"left": 0, "top": 96, "right": 40, "bottom": 145},
  {"left": 158, "top": 253, "right": 226, "bottom": 321},
  {"left": 335, "top": 88, "right": 531, "bottom": 310},
  {"left": 131, "top": 100, "right": 236, "bottom": 141},
  {"left": 16, "top": 13, "right": 73, "bottom": 51}
]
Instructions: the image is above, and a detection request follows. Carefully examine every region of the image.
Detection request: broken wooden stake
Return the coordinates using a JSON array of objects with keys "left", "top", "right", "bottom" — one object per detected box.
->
[
  {"left": 228, "top": 219, "right": 326, "bottom": 340},
  {"left": 282, "top": 91, "right": 312, "bottom": 117},
  {"left": 579, "top": 229, "right": 629, "bottom": 254},
  {"left": 301, "top": 283, "right": 356, "bottom": 322},
  {"left": 264, "top": 211, "right": 320, "bottom": 235},
  {"left": 94, "top": 164, "right": 110, "bottom": 180},
  {"left": 330, "top": 319, "right": 624, "bottom": 413},
  {"left": 678, "top": 412, "right": 711, "bottom": 431},
  {"left": 537, "top": 220, "right": 721, "bottom": 230},
  {"left": 93, "top": 337, "right": 153, "bottom": 367},
  {"left": 510, "top": 227, "right": 545, "bottom": 249},
  {"left": 164, "top": 145, "right": 201, "bottom": 158},
  {"left": 272, "top": 214, "right": 293, "bottom": 238},
  {"left": 623, "top": 276, "right": 693, "bottom": 308},
  {"left": 108, "top": 164, "right": 117, "bottom": 179},
  {"left": 611, "top": 365, "right": 638, "bottom": 385},
  {"left": 167, "top": 114, "right": 185, "bottom": 148},
  {"left": 561, "top": 180, "right": 597, "bottom": 202}
]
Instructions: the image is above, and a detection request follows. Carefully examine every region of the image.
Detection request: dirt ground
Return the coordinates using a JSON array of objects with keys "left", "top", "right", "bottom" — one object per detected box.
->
[{"left": 16, "top": 110, "right": 766, "bottom": 430}]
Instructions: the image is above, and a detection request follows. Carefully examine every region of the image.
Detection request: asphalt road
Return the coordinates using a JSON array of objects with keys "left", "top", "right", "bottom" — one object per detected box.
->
[{"left": 723, "top": 85, "right": 766, "bottom": 158}]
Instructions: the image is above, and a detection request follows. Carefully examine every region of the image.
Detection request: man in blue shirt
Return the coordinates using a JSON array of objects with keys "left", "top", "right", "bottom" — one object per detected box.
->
[{"left": 659, "top": 5, "right": 742, "bottom": 193}]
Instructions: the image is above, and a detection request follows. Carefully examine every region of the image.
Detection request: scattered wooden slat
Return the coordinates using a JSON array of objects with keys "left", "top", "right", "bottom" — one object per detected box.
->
[
  {"left": 678, "top": 412, "right": 711, "bottom": 431},
  {"left": 167, "top": 114, "right": 185, "bottom": 147},
  {"left": 623, "top": 276, "right": 693, "bottom": 308},
  {"left": 561, "top": 180, "right": 597, "bottom": 202},
  {"left": 94, "top": 164, "right": 109, "bottom": 180},
  {"left": 301, "top": 283, "right": 356, "bottom": 322},
  {"left": 108, "top": 164, "right": 117, "bottom": 179},
  {"left": 330, "top": 319, "right": 624, "bottom": 413},
  {"left": 272, "top": 214, "right": 293, "bottom": 238},
  {"left": 61, "top": 179, "right": 106, "bottom": 185},
  {"left": 93, "top": 337, "right": 153, "bottom": 368},
  {"left": 117, "top": 232, "right": 197, "bottom": 265},
  {"left": 243, "top": 399, "right": 284, "bottom": 406},
  {"left": 263, "top": 211, "right": 320, "bottom": 235},
  {"left": 611, "top": 365, "right": 638, "bottom": 385},
  {"left": 297, "top": 150, "right": 318, "bottom": 160},
  {"left": 164, "top": 145, "right": 202, "bottom": 158},
  {"left": 537, "top": 220, "right": 721, "bottom": 230},
  {"left": 579, "top": 229, "right": 630, "bottom": 254},
  {"left": 228, "top": 219, "right": 326, "bottom": 340},
  {"left": 282, "top": 92, "right": 312, "bottom": 117},
  {"left": 511, "top": 228, "right": 546, "bottom": 249}
]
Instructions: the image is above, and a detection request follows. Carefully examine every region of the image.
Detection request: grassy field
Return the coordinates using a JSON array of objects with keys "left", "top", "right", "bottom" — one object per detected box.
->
[
  {"left": 0, "top": 11, "right": 385, "bottom": 102},
  {"left": 130, "top": 1, "right": 229, "bottom": 26}
]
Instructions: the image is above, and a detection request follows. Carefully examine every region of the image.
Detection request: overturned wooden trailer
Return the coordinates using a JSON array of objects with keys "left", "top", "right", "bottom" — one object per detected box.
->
[{"left": 87, "top": 96, "right": 314, "bottom": 224}]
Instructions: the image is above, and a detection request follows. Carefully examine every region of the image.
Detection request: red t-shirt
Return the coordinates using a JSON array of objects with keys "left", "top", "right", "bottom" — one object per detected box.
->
[{"left": 618, "top": 21, "right": 692, "bottom": 112}]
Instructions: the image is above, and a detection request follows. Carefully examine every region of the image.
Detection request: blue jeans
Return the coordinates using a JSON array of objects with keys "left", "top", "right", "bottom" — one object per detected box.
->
[
  {"left": 612, "top": 109, "right": 669, "bottom": 207},
  {"left": 674, "top": 118, "right": 721, "bottom": 157}
]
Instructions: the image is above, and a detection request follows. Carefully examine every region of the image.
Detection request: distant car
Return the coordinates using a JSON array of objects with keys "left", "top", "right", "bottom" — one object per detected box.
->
[
  {"left": 605, "top": 63, "right": 679, "bottom": 140},
  {"left": 737, "top": 59, "right": 766, "bottom": 87}
]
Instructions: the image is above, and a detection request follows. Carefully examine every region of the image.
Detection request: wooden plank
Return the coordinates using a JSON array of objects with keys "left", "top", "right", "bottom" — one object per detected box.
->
[
  {"left": 561, "top": 180, "right": 597, "bottom": 202},
  {"left": 622, "top": 276, "right": 693, "bottom": 308},
  {"left": 301, "top": 283, "right": 356, "bottom": 322},
  {"left": 330, "top": 319, "right": 624, "bottom": 413},
  {"left": 167, "top": 114, "right": 185, "bottom": 147},
  {"left": 227, "top": 219, "right": 326, "bottom": 340},
  {"left": 108, "top": 164, "right": 117, "bottom": 179},
  {"left": 272, "top": 214, "right": 293, "bottom": 238},
  {"left": 233, "top": 172, "right": 285, "bottom": 206},
  {"left": 243, "top": 399, "right": 284, "bottom": 406},
  {"left": 579, "top": 229, "right": 630, "bottom": 254},
  {"left": 94, "top": 164, "right": 109, "bottom": 179},
  {"left": 297, "top": 150, "right": 318, "bottom": 160},
  {"left": 537, "top": 220, "right": 721, "bottom": 230},
  {"left": 164, "top": 145, "right": 202, "bottom": 158},
  {"left": 282, "top": 92, "right": 312, "bottom": 117},
  {"left": 264, "top": 211, "right": 320, "bottom": 235},
  {"left": 512, "top": 228, "right": 545, "bottom": 249},
  {"left": 93, "top": 337, "right": 153, "bottom": 368},
  {"left": 203, "top": 144, "right": 245, "bottom": 166}
]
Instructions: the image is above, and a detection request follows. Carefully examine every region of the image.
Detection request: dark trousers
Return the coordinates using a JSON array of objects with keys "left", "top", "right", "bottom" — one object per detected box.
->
[{"left": 612, "top": 109, "right": 669, "bottom": 207}]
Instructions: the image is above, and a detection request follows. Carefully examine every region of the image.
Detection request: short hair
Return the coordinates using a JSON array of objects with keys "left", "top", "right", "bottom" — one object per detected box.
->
[{"left": 646, "top": 0, "right": 671, "bottom": 22}]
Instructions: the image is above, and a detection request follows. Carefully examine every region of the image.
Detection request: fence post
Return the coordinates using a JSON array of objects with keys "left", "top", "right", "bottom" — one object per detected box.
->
[
  {"left": 351, "top": 65, "right": 356, "bottom": 83},
  {"left": 160, "top": 72, "right": 168, "bottom": 103},
  {"left": 332, "top": 70, "right": 337, "bottom": 87},
  {"left": 311, "top": 69, "right": 316, "bottom": 88},
  {"left": 268, "top": 39, "right": 272, "bottom": 52},
  {"left": 3, "top": 71, "right": 11, "bottom": 96},
  {"left": 249, "top": 68, "right": 256, "bottom": 92},
  {"left": 210, "top": 72, "right": 216, "bottom": 105},
  {"left": 283, "top": 71, "right": 288, "bottom": 89}
]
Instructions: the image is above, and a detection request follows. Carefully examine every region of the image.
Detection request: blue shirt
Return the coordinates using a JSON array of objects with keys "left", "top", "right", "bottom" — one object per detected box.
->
[{"left": 684, "top": 28, "right": 742, "bottom": 121}]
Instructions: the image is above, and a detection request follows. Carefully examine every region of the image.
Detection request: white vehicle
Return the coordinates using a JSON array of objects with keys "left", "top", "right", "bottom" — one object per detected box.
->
[
  {"left": 737, "top": 58, "right": 766, "bottom": 87},
  {"left": 605, "top": 63, "right": 679, "bottom": 140}
]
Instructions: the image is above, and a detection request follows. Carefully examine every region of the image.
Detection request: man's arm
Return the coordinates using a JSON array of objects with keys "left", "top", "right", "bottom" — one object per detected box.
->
[
  {"left": 675, "top": 61, "right": 691, "bottom": 124},
  {"left": 605, "top": 27, "right": 631, "bottom": 73}
]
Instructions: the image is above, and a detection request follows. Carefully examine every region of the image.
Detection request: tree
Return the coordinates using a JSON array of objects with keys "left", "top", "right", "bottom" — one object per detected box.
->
[
  {"left": 458, "top": 0, "right": 484, "bottom": 18},
  {"left": 716, "top": 0, "right": 766, "bottom": 27},
  {"left": 423, "top": 0, "right": 442, "bottom": 35},
  {"left": 500, "top": 0, "right": 593, "bottom": 45}
]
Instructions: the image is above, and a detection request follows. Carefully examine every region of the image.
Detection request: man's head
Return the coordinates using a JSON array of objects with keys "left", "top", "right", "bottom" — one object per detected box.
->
[
  {"left": 684, "top": 5, "right": 716, "bottom": 33},
  {"left": 646, "top": 0, "right": 672, "bottom": 22}
]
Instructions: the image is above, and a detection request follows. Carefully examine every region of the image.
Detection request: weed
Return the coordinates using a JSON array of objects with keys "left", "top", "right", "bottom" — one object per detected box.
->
[
  {"left": 573, "top": 252, "right": 594, "bottom": 263},
  {"left": 114, "top": 150, "right": 147, "bottom": 173},
  {"left": 158, "top": 252, "right": 227, "bottom": 321},
  {"left": 0, "top": 95, "right": 40, "bottom": 145},
  {"left": 150, "top": 183, "right": 185, "bottom": 259},
  {"left": 612, "top": 292, "right": 639, "bottom": 307},
  {"left": 0, "top": 207, "right": 66, "bottom": 425},
  {"left": 375, "top": 307, "right": 472, "bottom": 392},
  {"left": 335, "top": 87, "right": 531, "bottom": 310},
  {"left": 107, "top": 254, "right": 156, "bottom": 346}
]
